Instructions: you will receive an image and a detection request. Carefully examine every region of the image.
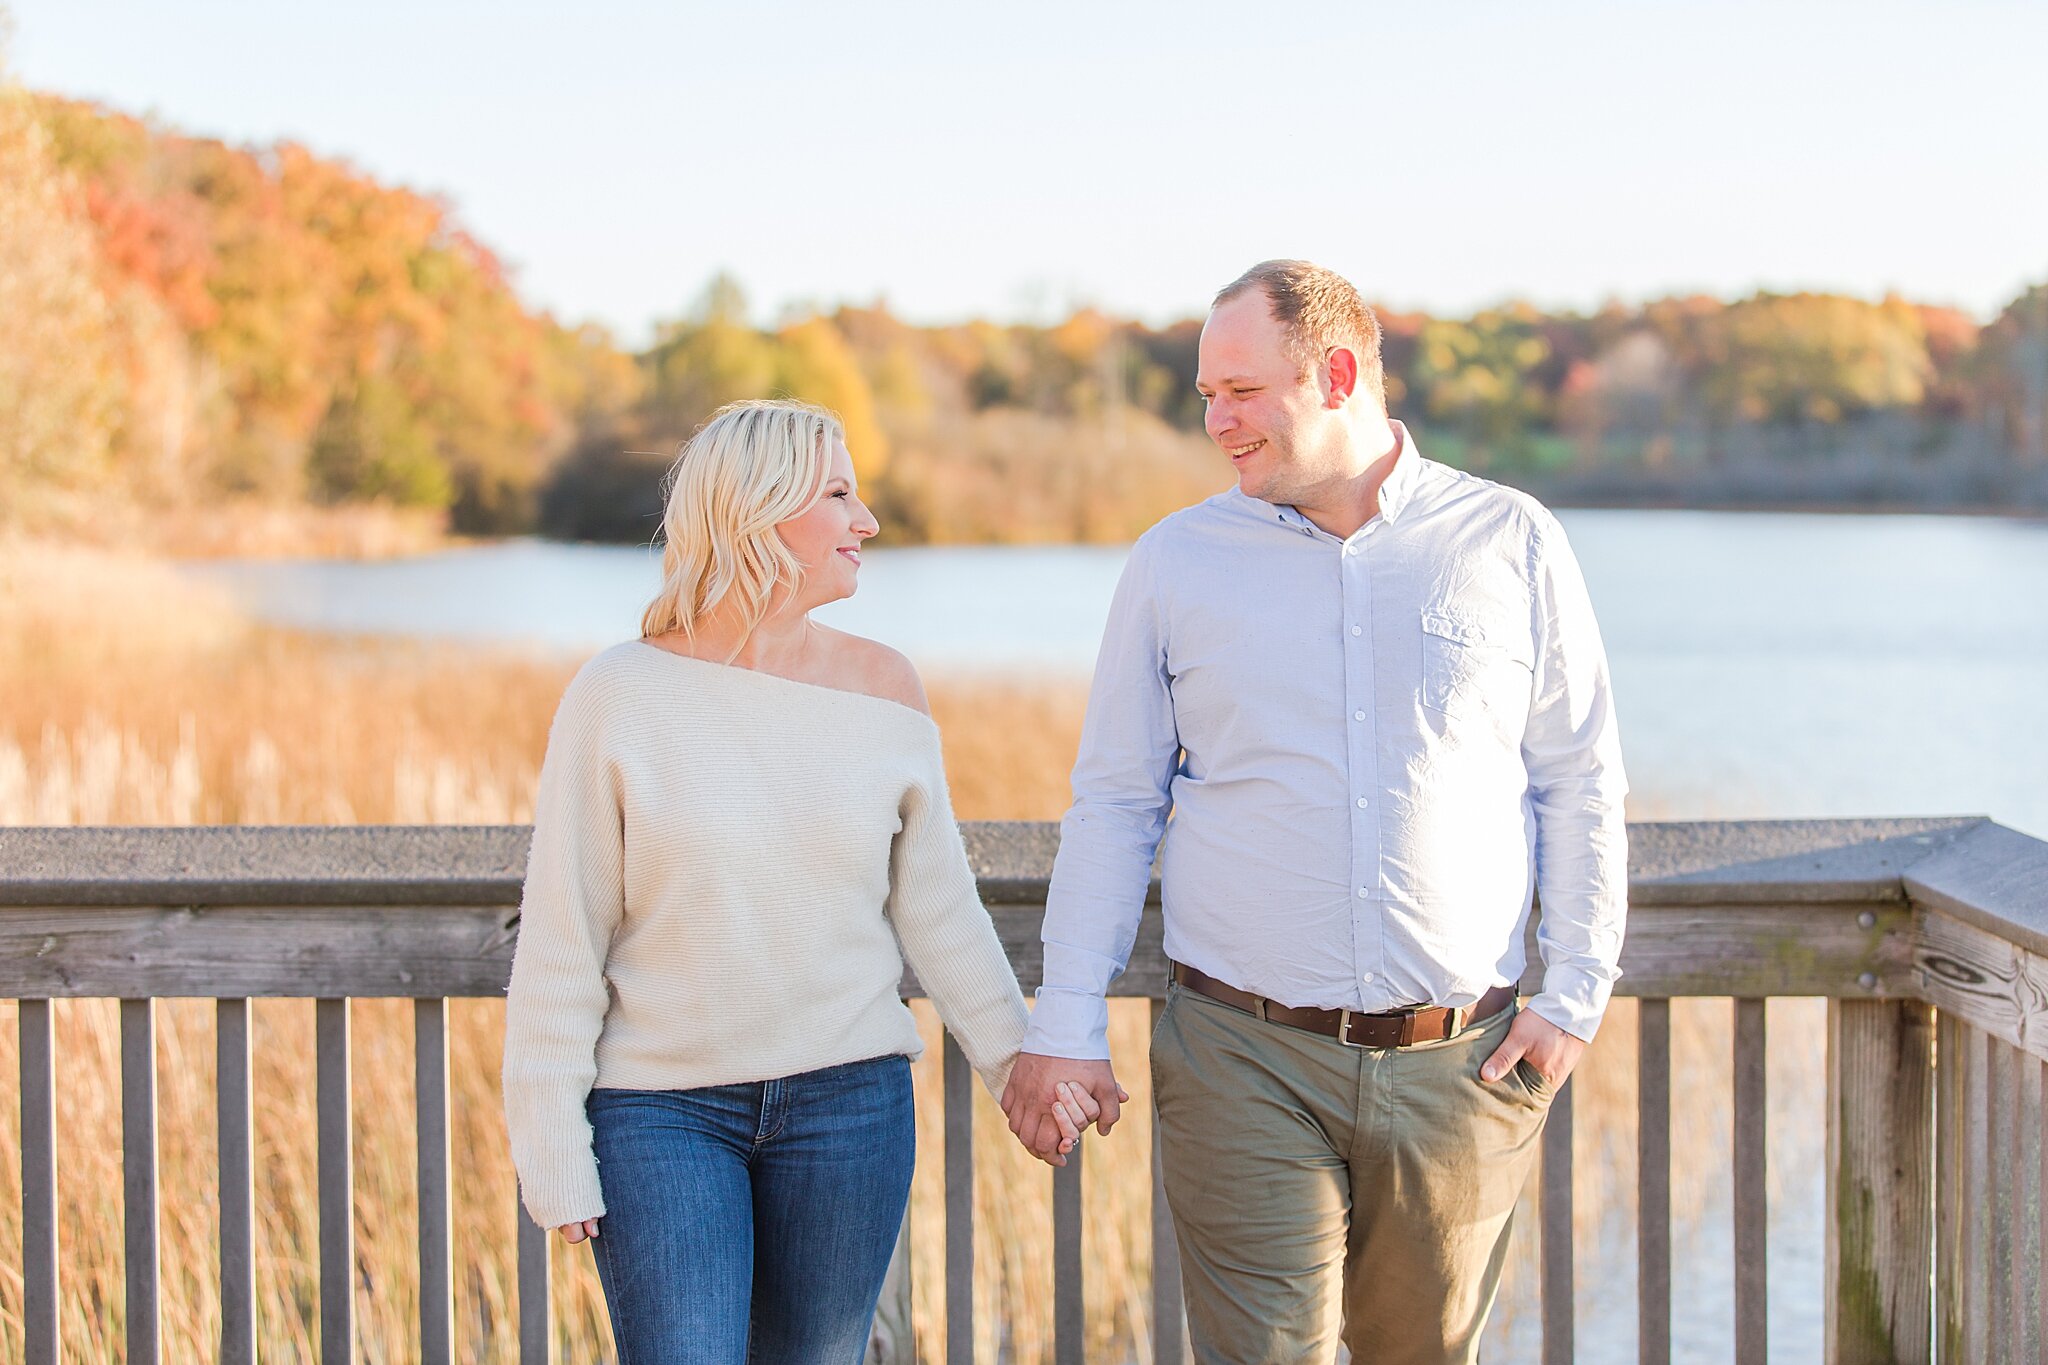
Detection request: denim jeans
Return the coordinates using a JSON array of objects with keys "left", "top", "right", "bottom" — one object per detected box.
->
[{"left": 585, "top": 1054, "right": 915, "bottom": 1365}]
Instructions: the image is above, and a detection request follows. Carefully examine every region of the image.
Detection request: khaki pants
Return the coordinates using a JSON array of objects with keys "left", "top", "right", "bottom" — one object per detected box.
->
[{"left": 1150, "top": 981, "right": 1557, "bottom": 1365}]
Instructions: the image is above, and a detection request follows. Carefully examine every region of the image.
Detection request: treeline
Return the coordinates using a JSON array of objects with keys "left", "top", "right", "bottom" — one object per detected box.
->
[{"left": 6, "top": 84, "right": 2047, "bottom": 545}]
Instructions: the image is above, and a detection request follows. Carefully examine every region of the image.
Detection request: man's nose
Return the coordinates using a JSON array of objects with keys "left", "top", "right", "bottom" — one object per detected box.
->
[{"left": 1206, "top": 399, "right": 1235, "bottom": 441}]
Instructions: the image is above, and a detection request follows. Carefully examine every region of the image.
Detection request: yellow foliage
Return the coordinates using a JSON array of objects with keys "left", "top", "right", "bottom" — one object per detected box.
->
[{"left": 0, "top": 79, "right": 120, "bottom": 517}]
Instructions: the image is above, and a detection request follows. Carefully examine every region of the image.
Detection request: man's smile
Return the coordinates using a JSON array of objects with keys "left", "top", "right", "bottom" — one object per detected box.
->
[{"left": 1227, "top": 439, "right": 1268, "bottom": 462}]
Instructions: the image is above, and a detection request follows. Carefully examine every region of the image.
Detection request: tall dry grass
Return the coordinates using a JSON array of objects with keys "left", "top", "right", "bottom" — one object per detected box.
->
[{"left": 0, "top": 537, "right": 1803, "bottom": 1363}]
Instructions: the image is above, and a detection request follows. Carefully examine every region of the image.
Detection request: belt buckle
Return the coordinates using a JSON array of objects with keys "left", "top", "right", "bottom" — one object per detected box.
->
[{"left": 1336, "top": 1008, "right": 1364, "bottom": 1048}]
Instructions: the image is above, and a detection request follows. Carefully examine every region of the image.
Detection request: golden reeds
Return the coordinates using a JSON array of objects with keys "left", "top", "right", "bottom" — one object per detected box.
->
[{"left": 0, "top": 538, "right": 1808, "bottom": 1363}]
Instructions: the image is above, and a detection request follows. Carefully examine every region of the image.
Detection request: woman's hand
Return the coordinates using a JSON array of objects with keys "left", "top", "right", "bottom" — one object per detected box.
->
[
  {"left": 556, "top": 1219, "right": 600, "bottom": 1244},
  {"left": 1051, "top": 1080, "right": 1126, "bottom": 1156}
]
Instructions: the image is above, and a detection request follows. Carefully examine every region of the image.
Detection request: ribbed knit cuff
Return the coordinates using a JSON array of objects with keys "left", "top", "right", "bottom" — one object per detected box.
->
[{"left": 513, "top": 1142, "right": 607, "bottom": 1230}]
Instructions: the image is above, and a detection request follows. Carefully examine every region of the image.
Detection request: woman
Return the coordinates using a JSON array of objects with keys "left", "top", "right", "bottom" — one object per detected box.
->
[{"left": 502, "top": 398, "right": 1094, "bottom": 1362}]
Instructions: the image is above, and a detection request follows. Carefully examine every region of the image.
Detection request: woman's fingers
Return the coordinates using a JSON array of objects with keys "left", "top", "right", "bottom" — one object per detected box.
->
[
  {"left": 1052, "top": 1083, "right": 1082, "bottom": 1151},
  {"left": 1061, "top": 1079, "right": 1103, "bottom": 1124},
  {"left": 556, "top": 1219, "right": 599, "bottom": 1244}
]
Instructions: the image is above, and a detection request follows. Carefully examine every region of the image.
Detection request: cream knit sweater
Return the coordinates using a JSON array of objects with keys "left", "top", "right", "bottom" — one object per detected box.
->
[{"left": 502, "top": 641, "right": 1030, "bottom": 1229}]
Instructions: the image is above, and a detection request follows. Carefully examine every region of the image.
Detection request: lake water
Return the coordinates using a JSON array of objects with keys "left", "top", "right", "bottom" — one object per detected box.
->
[
  {"left": 186, "top": 509, "right": 2048, "bottom": 841},
  {"left": 182, "top": 510, "right": 2048, "bottom": 1361}
]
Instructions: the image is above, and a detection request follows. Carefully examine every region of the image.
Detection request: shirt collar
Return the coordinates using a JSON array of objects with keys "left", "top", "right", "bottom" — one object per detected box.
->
[
  {"left": 1375, "top": 420, "right": 1421, "bottom": 526},
  {"left": 1245, "top": 419, "right": 1424, "bottom": 539}
]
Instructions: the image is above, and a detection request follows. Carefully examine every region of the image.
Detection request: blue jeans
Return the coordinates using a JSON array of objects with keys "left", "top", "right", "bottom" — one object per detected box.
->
[{"left": 585, "top": 1054, "right": 915, "bottom": 1365}]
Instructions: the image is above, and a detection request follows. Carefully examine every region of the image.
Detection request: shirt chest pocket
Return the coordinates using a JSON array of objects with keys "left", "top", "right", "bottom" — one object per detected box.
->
[{"left": 1420, "top": 607, "right": 1535, "bottom": 722}]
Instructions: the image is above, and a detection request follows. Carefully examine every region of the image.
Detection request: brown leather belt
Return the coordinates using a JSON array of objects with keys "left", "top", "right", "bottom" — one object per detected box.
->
[{"left": 1171, "top": 962, "right": 1516, "bottom": 1049}]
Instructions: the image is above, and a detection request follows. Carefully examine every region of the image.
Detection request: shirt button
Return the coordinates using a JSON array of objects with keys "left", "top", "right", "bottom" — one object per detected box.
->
[
  {"left": 1344, "top": 544, "right": 1358, "bottom": 556},
  {"left": 1353, "top": 709, "right": 1366, "bottom": 721},
  {"left": 1350, "top": 625, "right": 1362, "bottom": 637},
  {"left": 1362, "top": 972, "right": 1376, "bottom": 984},
  {"left": 1357, "top": 887, "right": 1369, "bottom": 899},
  {"left": 1301, "top": 526, "right": 1314, "bottom": 537},
  {"left": 1356, "top": 796, "right": 1370, "bottom": 809}
]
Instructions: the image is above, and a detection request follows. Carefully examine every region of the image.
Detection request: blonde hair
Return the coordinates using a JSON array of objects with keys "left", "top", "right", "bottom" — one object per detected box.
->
[
  {"left": 1214, "top": 259, "right": 1387, "bottom": 408},
  {"left": 639, "top": 398, "right": 844, "bottom": 648}
]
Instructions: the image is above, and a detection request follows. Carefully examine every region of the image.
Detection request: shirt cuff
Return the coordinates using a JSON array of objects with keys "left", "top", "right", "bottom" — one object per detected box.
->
[
  {"left": 1019, "top": 987, "right": 1112, "bottom": 1060},
  {"left": 1526, "top": 963, "right": 1615, "bottom": 1043}
]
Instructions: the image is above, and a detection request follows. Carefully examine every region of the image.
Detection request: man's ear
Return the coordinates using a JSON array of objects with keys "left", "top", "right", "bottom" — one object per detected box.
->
[{"left": 1323, "top": 347, "right": 1359, "bottom": 407}]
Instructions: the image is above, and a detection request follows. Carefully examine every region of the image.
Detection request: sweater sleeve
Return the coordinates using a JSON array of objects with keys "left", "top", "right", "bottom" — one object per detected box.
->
[
  {"left": 501, "top": 669, "right": 625, "bottom": 1229},
  {"left": 886, "top": 742, "right": 1031, "bottom": 1098}
]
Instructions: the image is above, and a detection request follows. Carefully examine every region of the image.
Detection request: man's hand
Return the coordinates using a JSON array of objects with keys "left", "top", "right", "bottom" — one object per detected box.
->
[
  {"left": 1481, "top": 1008, "right": 1586, "bottom": 1090},
  {"left": 1002, "top": 1052, "right": 1128, "bottom": 1165}
]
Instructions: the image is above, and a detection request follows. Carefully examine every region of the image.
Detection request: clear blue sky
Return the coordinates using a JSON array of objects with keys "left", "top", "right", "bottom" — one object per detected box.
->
[{"left": 7, "top": 0, "right": 2044, "bottom": 342}]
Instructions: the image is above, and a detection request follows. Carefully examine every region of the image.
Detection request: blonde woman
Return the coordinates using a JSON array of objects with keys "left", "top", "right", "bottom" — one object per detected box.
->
[{"left": 502, "top": 399, "right": 1094, "bottom": 1363}]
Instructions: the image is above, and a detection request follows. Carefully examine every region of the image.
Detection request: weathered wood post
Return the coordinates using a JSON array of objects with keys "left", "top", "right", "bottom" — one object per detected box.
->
[{"left": 1825, "top": 997, "right": 1935, "bottom": 1364}]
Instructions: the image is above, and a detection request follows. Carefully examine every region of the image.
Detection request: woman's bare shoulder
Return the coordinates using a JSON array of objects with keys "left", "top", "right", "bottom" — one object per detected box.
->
[{"left": 816, "top": 627, "right": 931, "bottom": 716}]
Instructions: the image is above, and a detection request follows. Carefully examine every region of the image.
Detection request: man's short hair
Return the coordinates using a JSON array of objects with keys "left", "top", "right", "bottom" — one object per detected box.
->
[{"left": 1214, "top": 260, "right": 1386, "bottom": 408}]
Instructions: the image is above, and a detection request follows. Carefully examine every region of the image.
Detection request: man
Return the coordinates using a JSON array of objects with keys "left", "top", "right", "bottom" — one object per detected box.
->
[{"left": 1000, "top": 260, "right": 1628, "bottom": 1363}]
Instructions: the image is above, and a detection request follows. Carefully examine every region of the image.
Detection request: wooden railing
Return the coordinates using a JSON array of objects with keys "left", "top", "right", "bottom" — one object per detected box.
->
[{"left": 3, "top": 818, "right": 2044, "bottom": 1363}]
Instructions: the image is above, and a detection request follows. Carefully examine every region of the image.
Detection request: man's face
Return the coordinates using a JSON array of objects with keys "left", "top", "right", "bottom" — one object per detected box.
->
[{"left": 1196, "top": 290, "right": 1334, "bottom": 506}]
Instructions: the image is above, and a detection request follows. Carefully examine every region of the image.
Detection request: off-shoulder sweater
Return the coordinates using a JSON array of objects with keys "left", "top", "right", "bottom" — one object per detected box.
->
[{"left": 501, "top": 640, "right": 1030, "bottom": 1229}]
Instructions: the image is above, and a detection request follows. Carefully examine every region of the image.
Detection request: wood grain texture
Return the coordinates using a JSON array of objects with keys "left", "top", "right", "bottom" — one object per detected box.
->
[
  {"left": 1734, "top": 999, "right": 1768, "bottom": 1365},
  {"left": 1541, "top": 1079, "right": 1575, "bottom": 1365},
  {"left": 1152, "top": 997, "right": 1187, "bottom": 1365},
  {"left": 19, "top": 999, "right": 58, "bottom": 1365},
  {"left": 517, "top": 1205, "right": 549, "bottom": 1365},
  {"left": 943, "top": 1033, "right": 974, "bottom": 1365},
  {"left": 0, "top": 902, "right": 520, "bottom": 998},
  {"left": 217, "top": 999, "right": 256, "bottom": 1365},
  {"left": 1959, "top": 1024, "right": 1989, "bottom": 1365},
  {"left": 1934, "top": 1013, "right": 1963, "bottom": 1364},
  {"left": 1825, "top": 998, "right": 1933, "bottom": 1365},
  {"left": 317, "top": 999, "right": 353, "bottom": 1365},
  {"left": 415, "top": 998, "right": 454, "bottom": 1365},
  {"left": 122, "top": 998, "right": 160, "bottom": 1365},
  {"left": 1638, "top": 999, "right": 1671, "bottom": 1365},
  {"left": 1054, "top": 1148, "right": 1084, "bottom": 1365},
  {"left": 1910, "top": 909, "right": 2048, "bottom": 1064}
]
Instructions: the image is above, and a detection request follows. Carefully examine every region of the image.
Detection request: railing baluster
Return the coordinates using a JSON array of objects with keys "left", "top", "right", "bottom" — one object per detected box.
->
[
  {"left": 122, "top": 997, "right": 161, "bottom": 1365},
  {"left": 1960, "top": 1022, "right": 1989, "bottom": 1365},
  {"left": 1934, "top": 1012, "right": 1962, "bottom": 1363},
  {"left": 218, "top": 998, "right": 256, "bottom": 1365},
  {"left": 1151, "top": 998, "right": 1185, "bottom": 1365},
  {"left": 1054, "top": 1141, "right": 1084, "bottom": 1365},
  {"left": 2038, "top": 1056, "right": 2047, "bottom": 1361},
  {"left": 317, "top": 997, "right": 354, "bottom": 1363},
  {"left": 518, "top": 1199, "right": 551, "bottom": 1363},
  {"left": 942, "top": 1033, "right": 974, "bottom": 1364},
  {"left": 20, "top": 999, "right": 58, "bottom": 1365},
  {"left": 1540, "top": 1074, "right": 1573, "bottom": 1365},
  {"left": 1989, "top": 1038, "right": 2017, "bottom": 1364},
  {"left": 1638, "top": 998, "right": 1671, "bottom": 1365},
  {"left": 1733, "top": 998, "right": 1767, "bottom": 1364},
  {"left": 2017, "top": 1049, "right": 2042, "bottom": 1365},
  {"left": 1824, "top": 998, "right": 1934, "bottom": 1365},
  {"left": 416, "top": 998, "right": 454, "bottom": 1365}
]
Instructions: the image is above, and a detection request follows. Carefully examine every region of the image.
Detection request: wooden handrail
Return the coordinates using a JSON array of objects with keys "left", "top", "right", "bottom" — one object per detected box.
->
[{"left": 5, "top": 817, "right": 2043, "bottom": 1365}]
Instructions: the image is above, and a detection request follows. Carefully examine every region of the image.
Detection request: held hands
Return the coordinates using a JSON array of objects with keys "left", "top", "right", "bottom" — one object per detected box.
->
[
  {"left": 555, "top": 1218, "right": 599, "bottom": 1244},
  {"left": 1480, "top": 1008, "right": 1585, "bottom": 1090},
  {"left": 1001, "top": 1052, "right": 1130, "bottom": 1167}
]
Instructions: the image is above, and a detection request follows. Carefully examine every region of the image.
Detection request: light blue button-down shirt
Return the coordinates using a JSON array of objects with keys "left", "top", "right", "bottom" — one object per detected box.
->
[{"left": 1021, "top": 424, "right": 1629, "bottom": 1059}]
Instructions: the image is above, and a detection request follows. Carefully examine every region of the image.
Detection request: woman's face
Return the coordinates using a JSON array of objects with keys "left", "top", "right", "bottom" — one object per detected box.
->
[{"left": 776, "top": 437, "right": 878, "bottom": 609}]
